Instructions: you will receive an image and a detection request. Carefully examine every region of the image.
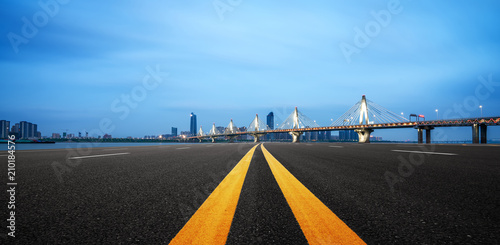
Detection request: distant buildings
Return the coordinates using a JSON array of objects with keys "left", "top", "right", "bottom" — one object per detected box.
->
[
  {"left": 20, "top": 121, "right": 29, "bottom": 139},
  {"left": 172, "top": 127, "right": 178, "bottom": 137},
  {"left": 52, "top": 133, "right": 61, "bottom": 139},
  {"left": 180, "top": 131, "right": 191, "bottom": 137},
  {"left": 339, "top": 130, "right": 359, "bottom": 141},
  {"left": 103, "top": 134, "right": 112, "bottom": 139},
  {"left": 0, "top": 120, "right": 40, "bottom": 139},
  {"left": 11, "top": 123, "right": 19, "bottom": 135},
  {"left": 267, "top": 112, "right": 274, "bottom": 129},
  {"left": 216, "top": 126, "right": 225, "bottom": 134},
  {"left": 266, "top": 112, "right": 275, "bottom": 140},
  {"left": 0, "top": 120, "right": 9, "bottom": 139},
  {"left": 190, "top": 112, "right": 197, "bottom": 136}
]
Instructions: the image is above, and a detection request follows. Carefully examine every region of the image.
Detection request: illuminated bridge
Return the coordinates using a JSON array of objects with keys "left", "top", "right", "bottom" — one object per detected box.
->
[{"left": 189, "top": 95, "right": 500, "bottom": 144}]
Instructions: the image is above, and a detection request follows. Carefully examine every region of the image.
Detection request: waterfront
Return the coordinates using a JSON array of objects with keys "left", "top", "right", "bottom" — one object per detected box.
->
[{"left": 9, "top": 142, "right": 193, "bottom": 151}]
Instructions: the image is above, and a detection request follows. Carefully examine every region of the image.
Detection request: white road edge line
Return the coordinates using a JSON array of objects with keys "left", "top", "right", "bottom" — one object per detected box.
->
[
  {"left": 176, "top": 147, "right": 191, "bottom": 150},
  {"left": 68, "top": 152, "right": 130, "bottom": 160},
  {"left": 329, "top": 146, "right": 344, "bottom": 148},
  {"left": 391, "top": 150, "right": 457, "bottom": 156}
]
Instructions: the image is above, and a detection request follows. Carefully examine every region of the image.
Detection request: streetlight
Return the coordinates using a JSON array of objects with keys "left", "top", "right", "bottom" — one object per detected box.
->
[
  {"left": 435, "top": 109, "right": 438, "bottom": 120},
  {"left": 479, "top": 105, "right": 483, "bottom": 117}
]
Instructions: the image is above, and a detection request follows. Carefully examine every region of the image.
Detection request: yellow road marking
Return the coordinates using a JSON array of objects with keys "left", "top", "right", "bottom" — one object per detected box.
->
[
  {"left": 169, "top": 144, "right": 259, "bottom": 245},
  {"left": 261, "top": 144, "right": 366, "bottom": 245}
]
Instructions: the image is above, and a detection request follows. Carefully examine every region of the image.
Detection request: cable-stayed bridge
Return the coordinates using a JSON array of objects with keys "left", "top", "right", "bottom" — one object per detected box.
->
[{"left": 190, "top": 95, "right": 500, "bottom": 144}]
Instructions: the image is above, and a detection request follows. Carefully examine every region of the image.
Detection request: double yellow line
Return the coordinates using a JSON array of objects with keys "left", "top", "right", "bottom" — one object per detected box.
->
[{"left": 170, "top": 144, "right": 365, "bottom": 245}]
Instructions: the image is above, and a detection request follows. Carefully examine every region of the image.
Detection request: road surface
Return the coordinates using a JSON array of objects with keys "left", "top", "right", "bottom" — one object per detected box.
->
[{"left": 2, "top": 142, "right": 499, "bottom": 244}]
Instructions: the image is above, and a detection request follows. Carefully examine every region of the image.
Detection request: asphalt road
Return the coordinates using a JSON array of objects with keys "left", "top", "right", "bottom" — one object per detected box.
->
[{"left": 1, "top": 142, "right": 499, "bottom": 244}]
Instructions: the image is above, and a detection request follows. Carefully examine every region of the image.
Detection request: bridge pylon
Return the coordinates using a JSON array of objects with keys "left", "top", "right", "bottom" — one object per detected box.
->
[
  {"left": 248, "top": 114, "right": 268, "bottom": 142},
  {"left": 209, "top": 123, "right": 221, "bottom": 143},
  {"left": 331, "top": 95, "right": 408, "bottom": 143},
  {"left": 278, "top": 107, "right": 318, "bottom": 143},
  {"left": 196, "top": 126, "right": 205, "bottom": 142},
  {"left": 289, "top": 107, "right": 303, "bottom": 143}
]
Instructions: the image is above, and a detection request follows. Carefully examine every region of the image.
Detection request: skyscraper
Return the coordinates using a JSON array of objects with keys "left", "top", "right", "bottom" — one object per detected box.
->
[
  {"left": 190, "top": 112, "right": 197, "bottom": 136},
  {"left": 266, "top": 112, "right": 274, "bottom": 141},
  {"left": 267, "top": 112, "right": 274, "bottom": 129},
  {"left": 11, "top": 123, "right": 19, "bottom": 134},
  {"left": 20, "top": 121, "right": 29, "bottom": 139},
  {"left": 31, "top": 123, "right": 37, "bottom": 138},
  {"left": 0, "top": 120, "right": 10, "bottom": 139},
  {"left": 339, "top": 130, "right": 358, "bottom": 141},
  {"left": 172, "top": 127, "right": 178, "bottom": 137}
]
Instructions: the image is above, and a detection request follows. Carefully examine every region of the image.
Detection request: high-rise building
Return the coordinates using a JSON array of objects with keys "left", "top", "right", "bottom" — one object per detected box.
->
[
  {"left": 190, "top": 112, "right": 197, "bottom": 136},
  {"left": 266, "top": 112, "right": 274, "bottom": 129},
  {"left": 266, "top": 112, "right": 274, "bottom": 141},
  {"left": 0, "top": 120, "right": 10, "bottom": 139},
  {"left": 339, "top": 130, "right": 358, "bottom": 141},
  {"left": 52, "top": 133, "right": 61, "bottom": 139},
  {"left": 26, "top": 122, "right": 33, "bottom": 138},
  {"left": 325, "top": 131, "right": 331, "bottom": 140},
  {"left": 11, "top": 123, "right": 20, "bottom": 134},
  {"left": 20, "top": 121, "right": 29, "bottom": 139},
  {"left": 172, "top": 127, "right": 178, "bottom": 137},
  {"left": 30, "top": 124, "right": 37, "bottom": 138}
]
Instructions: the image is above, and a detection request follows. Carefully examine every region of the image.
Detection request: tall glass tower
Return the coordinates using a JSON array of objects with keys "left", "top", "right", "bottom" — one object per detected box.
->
[
  {"left": 267, "top": 112, "right": 274, "bottom": 129},
  {"left": 190, "top": 112, "right": 197, "bottom": 136}
]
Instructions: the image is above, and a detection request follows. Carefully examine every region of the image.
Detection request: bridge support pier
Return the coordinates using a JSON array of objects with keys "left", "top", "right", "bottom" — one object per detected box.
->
[
  {"left": 417, "top": 128, "right": 423, "bottom": 144},
  {"left": 472, "top": 124, "right": 479, "bottom": 144},
  {"left": 251, "top": 133, "right": 266, "bottom": 143},
  {"left": 198, "top": 137, "right": 202, "bottom": 143},
  {"left": 228, "top": 135, "right": 237, "bottom": 143},
  {"left": 480, "top": 124, "right": 487, "bottom": 144},
  {"left": 425, "top": 128, "right": 432, "bottom": 144},
  {"left": 472, "top": 124, "right": 487, "bottom": 144},
  {"left": 210, "top": 136, "right": 217, "bottom": 143},
  {"left": 289, "top": 131, "right": 303, "bottom": 143},
  {"left": 355, "top": 128, "right": 373, "bottom": 143},
  {"left": 416, "top": 127, "right": 433, "bottom": 144}
]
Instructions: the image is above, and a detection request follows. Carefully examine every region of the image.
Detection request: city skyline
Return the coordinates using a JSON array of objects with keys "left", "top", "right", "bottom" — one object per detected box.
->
[{"left": 2, "top": 1, "right": 500, "bottom": 140}]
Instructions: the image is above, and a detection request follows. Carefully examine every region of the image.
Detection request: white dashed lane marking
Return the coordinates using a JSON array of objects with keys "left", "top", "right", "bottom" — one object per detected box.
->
[{"left": 391, "top": 150, "right": 457, "bottom": 156}]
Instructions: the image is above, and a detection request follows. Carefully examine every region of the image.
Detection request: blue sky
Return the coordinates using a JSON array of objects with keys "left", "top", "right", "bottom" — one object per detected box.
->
[{"left": 2, "top": 0, "right": 500, "bottom": 140}]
